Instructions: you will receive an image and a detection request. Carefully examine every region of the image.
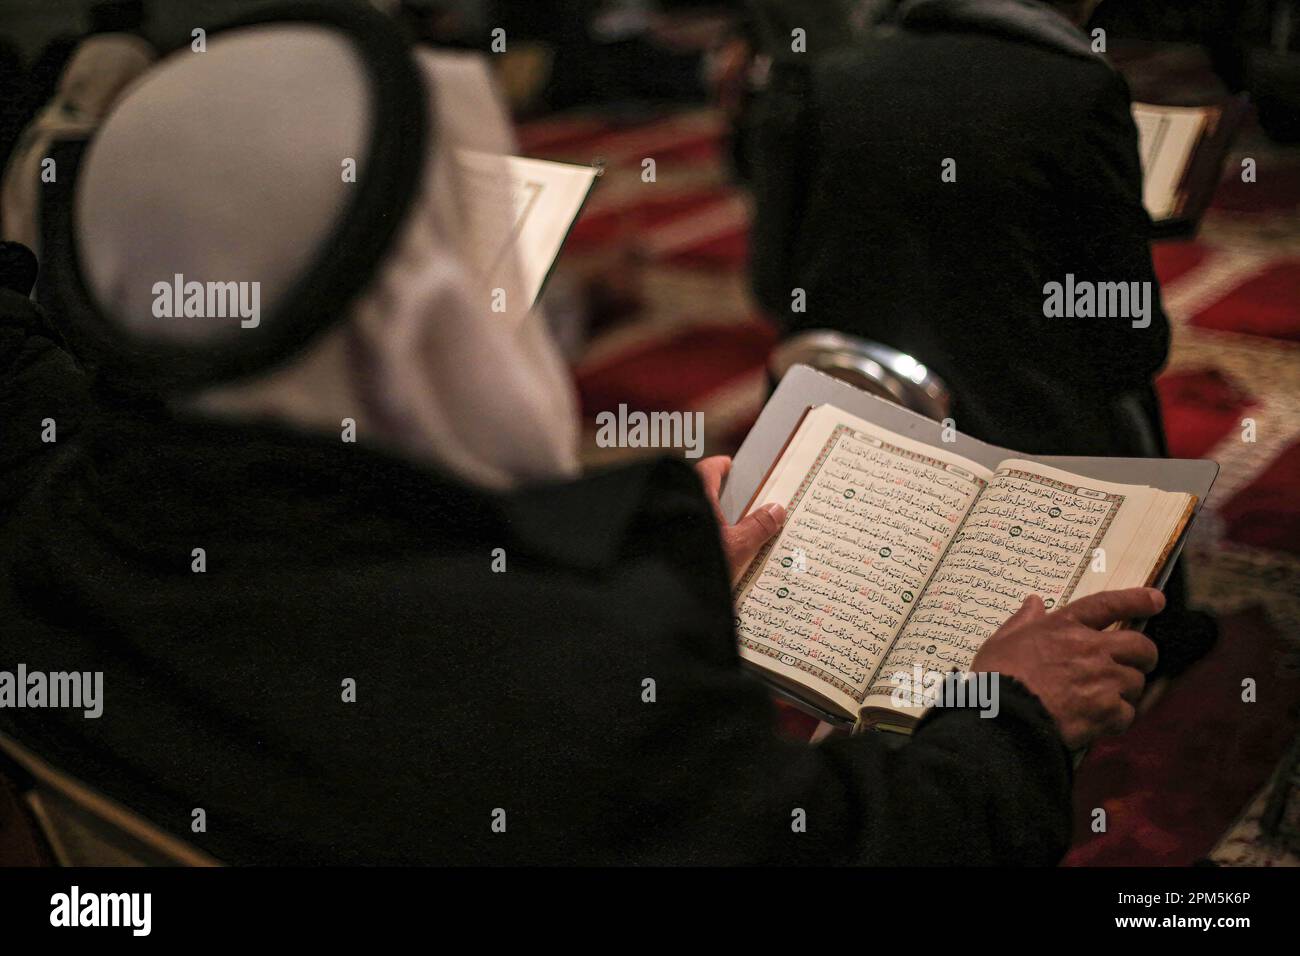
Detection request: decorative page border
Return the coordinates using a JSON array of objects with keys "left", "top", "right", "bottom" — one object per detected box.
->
[
  {"left": 998, "top": 467, "right": 1124, "bottom": 600},
  {"left": 860, "top": 467, "right": 1127, "bottom": 703},
  {"left": 734, "top": 425, "right": 987, "bottom": 699}
]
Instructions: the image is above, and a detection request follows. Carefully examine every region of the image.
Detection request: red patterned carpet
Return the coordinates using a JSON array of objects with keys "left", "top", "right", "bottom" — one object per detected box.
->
[{"left": 520, "top": 90, "right": 1300, "bottom": 865}]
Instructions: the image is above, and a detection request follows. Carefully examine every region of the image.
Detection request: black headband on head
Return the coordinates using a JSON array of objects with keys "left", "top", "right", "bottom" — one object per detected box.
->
[{"left": 39, "top": 1, "right": 431, "bottom": 398}]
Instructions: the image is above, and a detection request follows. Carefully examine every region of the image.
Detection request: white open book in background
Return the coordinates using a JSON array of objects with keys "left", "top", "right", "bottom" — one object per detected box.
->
[
  {"left": 419, "top": 49, "right": 598, "bottom": 315},
  {"left": 1131, "top": 99, "right": 1248, "bottom": 232},
  {"left": 454, "top": 150, "right": 598, "bottom": 309}
]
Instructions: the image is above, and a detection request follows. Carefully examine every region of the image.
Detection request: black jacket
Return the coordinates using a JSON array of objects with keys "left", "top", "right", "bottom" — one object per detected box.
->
[
  {"left": 0, "top": 287, "right": 89, "bottom": 510},
  {"left": 0, "top": 298, "right": 1073, "bottom": 865},
  {"left": 749, "top": 0, "right": 1170, "bottom": 455}
]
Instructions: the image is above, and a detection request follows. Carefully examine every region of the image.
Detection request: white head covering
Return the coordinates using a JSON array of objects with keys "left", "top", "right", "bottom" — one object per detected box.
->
[
  {"left": 72, "top": 19, "right": 580, "bottom": 489},
  {"left": 1, "top": 32, "right": 155, "bottom": 253}
]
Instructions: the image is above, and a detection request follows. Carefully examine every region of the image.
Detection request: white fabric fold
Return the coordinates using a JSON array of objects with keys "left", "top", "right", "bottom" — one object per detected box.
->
[{"left": 74, "top": 23, "right": 579, "bottom": 489}]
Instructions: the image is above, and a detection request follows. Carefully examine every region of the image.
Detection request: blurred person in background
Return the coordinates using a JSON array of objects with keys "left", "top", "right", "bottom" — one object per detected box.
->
[
  {"left": 0, "top": 39, "right": 27, "bottom": 176},
  {"left": 748, "top": 0, "right": 1162, "bottom": 457},
  {"left": 726, "top": 1, "right": 896, "bottom": 195},
  {"left": 1, "top": 30, "right": 155, "bottom": 255}
]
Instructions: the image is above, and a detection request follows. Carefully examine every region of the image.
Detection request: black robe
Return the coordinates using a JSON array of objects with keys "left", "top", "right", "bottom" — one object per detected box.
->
[
  {"left": 748, "top": 0, "right": 1171, "bottom": 456},
  {"left": 0, "top": 293, "right": 1073, "bottom": 865}
]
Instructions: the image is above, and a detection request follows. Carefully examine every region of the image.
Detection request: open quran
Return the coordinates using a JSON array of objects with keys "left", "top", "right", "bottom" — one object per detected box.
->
[
  {"left": 1132, "top": 98, "right": 1248, "bottom": 236},
  {"left": 732, "top": 403, "right": 1197, "bottom": 733}
]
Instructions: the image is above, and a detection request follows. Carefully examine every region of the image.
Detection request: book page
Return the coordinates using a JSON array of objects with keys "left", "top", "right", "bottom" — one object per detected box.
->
[
  {"left": 420, "top": 43, "right": 597, "bottom": 316},
  {"left": 733, "top": 405, "right": 993, "bottom": 716},
  {"left": 1132, "top": 103, "right": 1210, "bottom": 221},
  {"left": 864, "top": 459, "right": 1189, "bottom": 712},
  {"left": 454, "top": 151, "right": 597, "bottom": 310}
]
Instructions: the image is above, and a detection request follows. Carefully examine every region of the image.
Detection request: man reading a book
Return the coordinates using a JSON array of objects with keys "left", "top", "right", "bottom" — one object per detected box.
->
[{"left": 0, "top": 6, "right": 1167, "bottom": 866}]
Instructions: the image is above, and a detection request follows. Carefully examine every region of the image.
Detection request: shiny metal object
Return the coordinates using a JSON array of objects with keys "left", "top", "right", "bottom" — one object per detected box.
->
[{"left": 768, "top": 330, "right": 952, "bottom": 421}]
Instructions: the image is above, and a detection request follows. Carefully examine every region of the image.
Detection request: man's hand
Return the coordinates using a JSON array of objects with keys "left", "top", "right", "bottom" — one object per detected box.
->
[
  {"left": 971, "top": 588, "right": 1164, "bottom": 750},
  {"left": 695, "top": 456, "right": 785, "bottom": 583}
]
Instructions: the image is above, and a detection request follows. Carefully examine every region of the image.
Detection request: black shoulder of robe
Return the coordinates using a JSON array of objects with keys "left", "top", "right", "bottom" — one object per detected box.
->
[{"left": 0, "top": 400, "right": 1073, "bottom": 865}]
